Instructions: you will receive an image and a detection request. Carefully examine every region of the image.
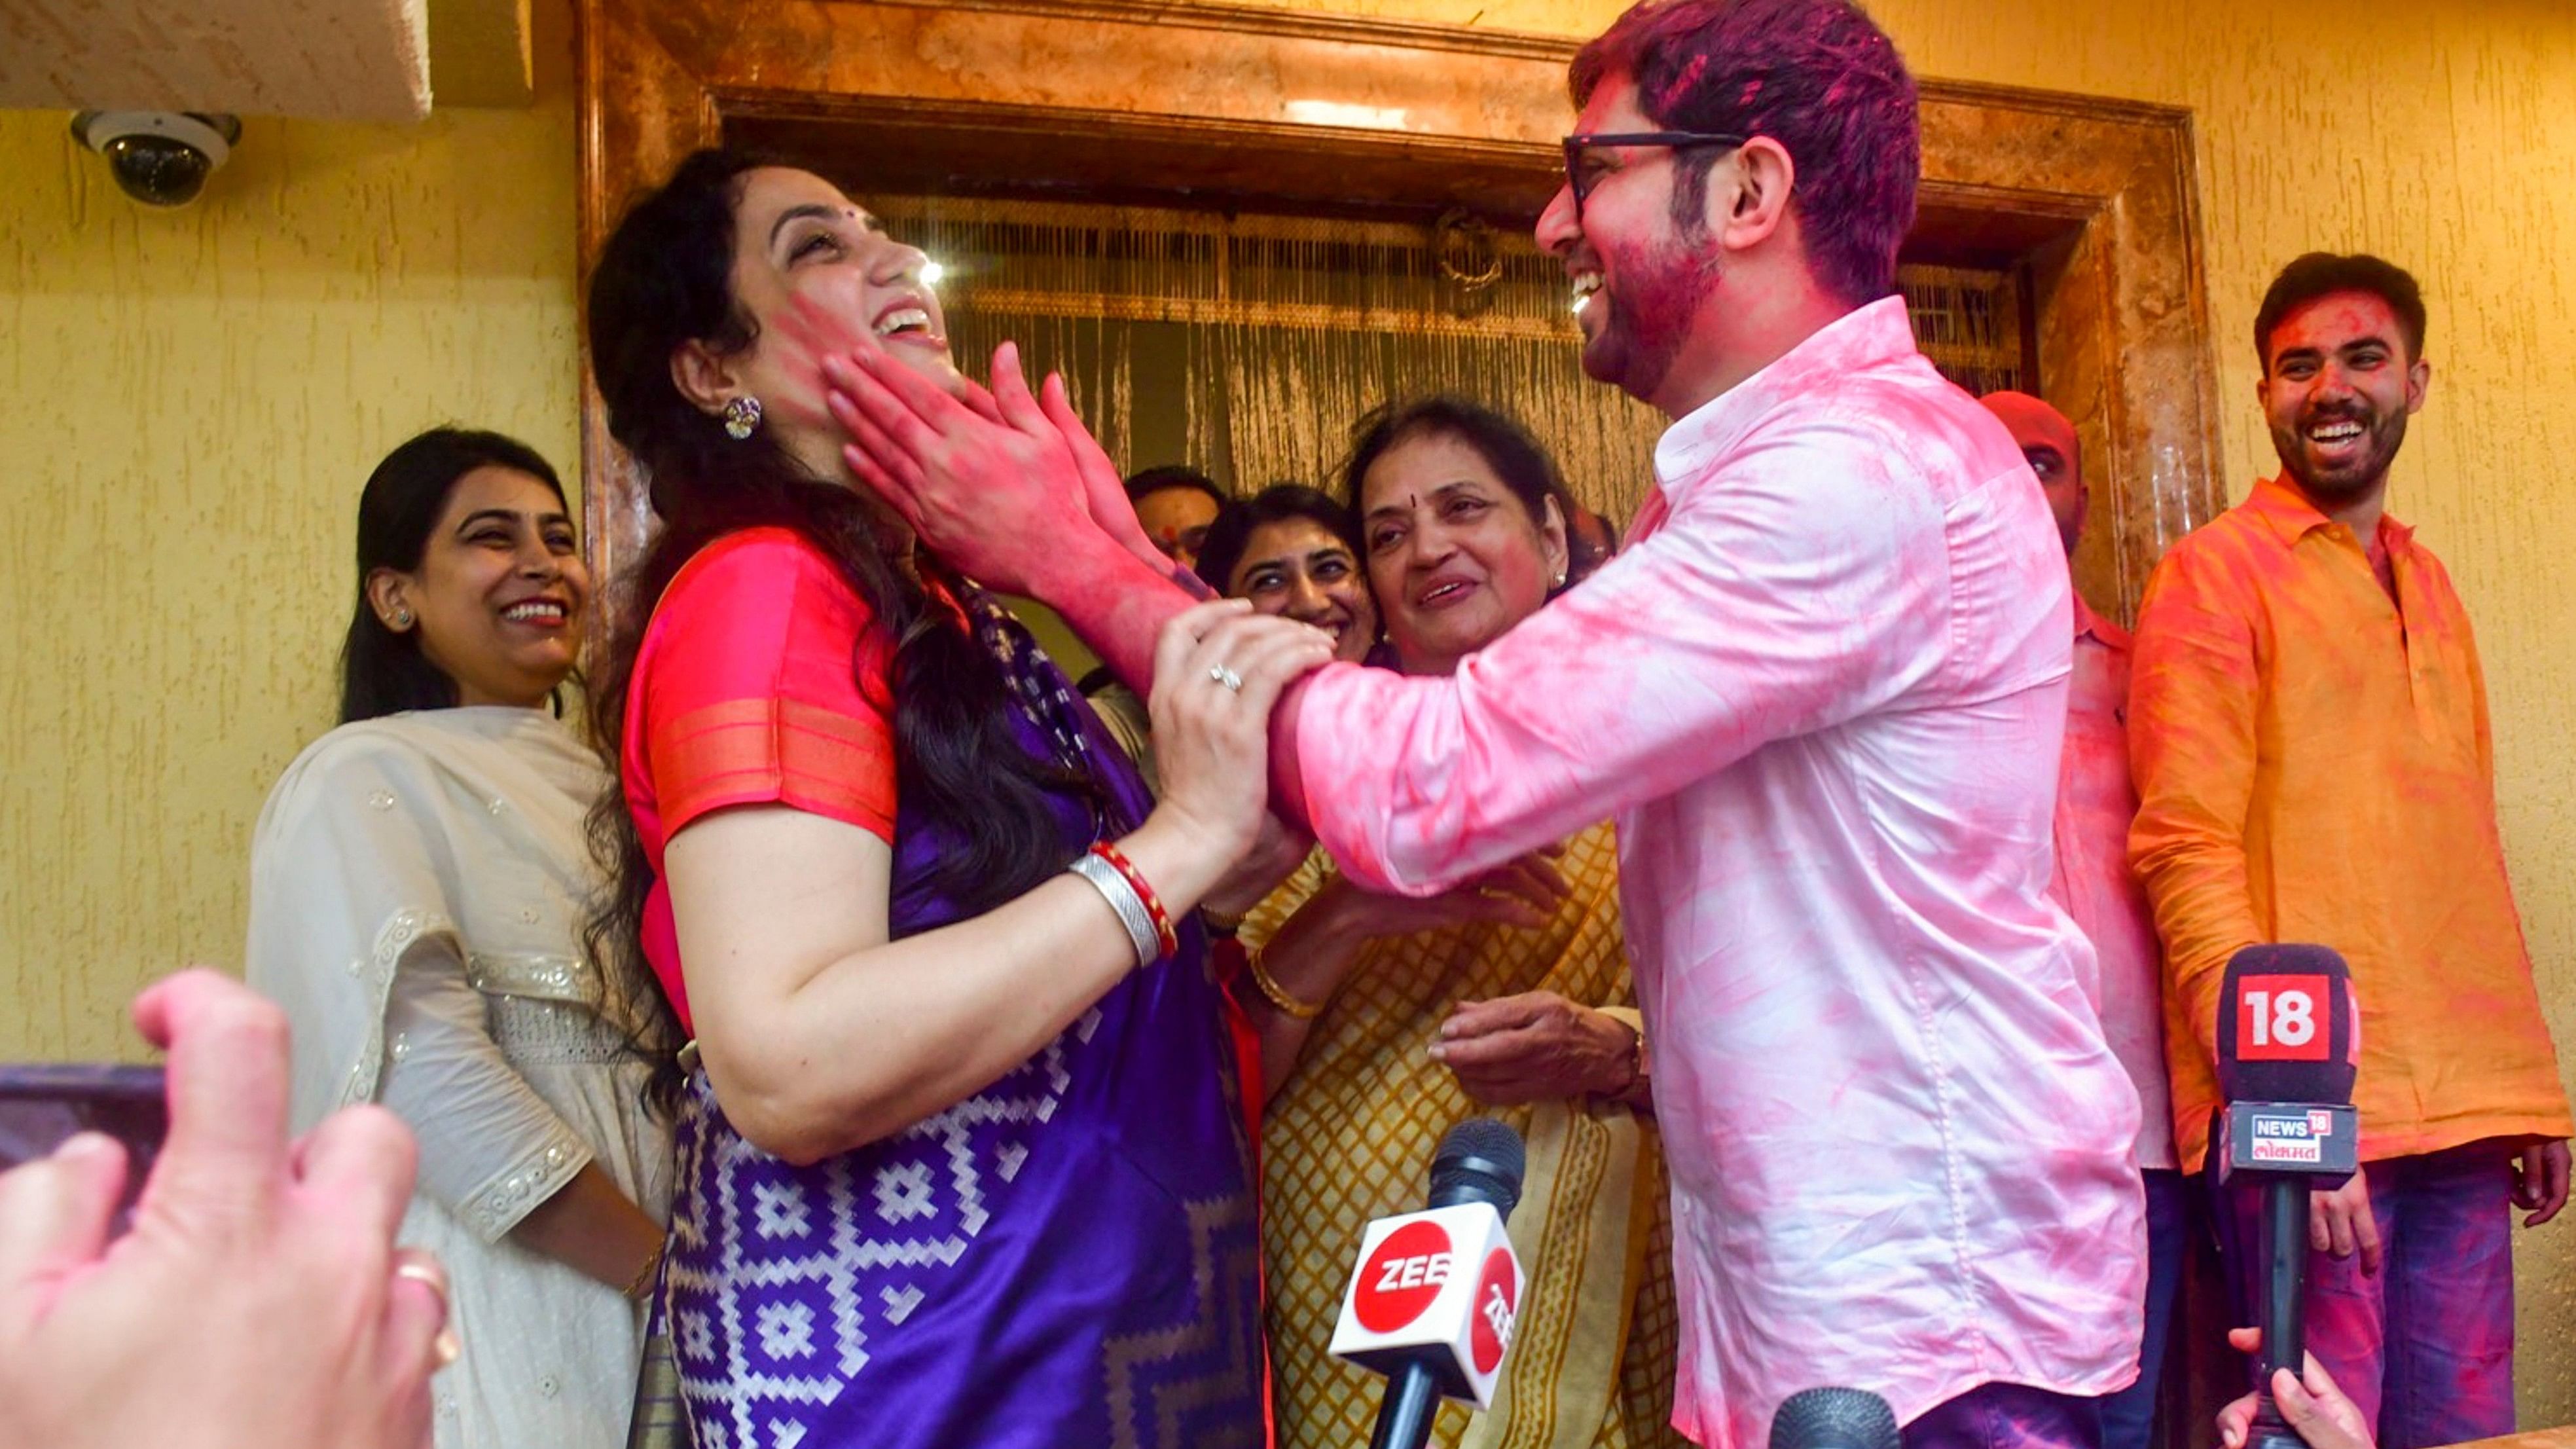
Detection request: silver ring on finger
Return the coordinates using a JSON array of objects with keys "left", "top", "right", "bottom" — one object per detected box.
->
[{"left": 1208, "top": 663, "right": 1244, "bottom": 693}]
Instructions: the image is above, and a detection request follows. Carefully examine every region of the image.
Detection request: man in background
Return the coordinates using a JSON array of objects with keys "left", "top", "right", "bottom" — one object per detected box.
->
[
  {"left": 1124, "top": 465, "right": 1228, "bottom": 577},
  {"left": 2128, "top": 252, "right": 2571, "bottom": 1449},
  {"left": 1982, "top": 389, "right": 2181, "bottom": 1449}
]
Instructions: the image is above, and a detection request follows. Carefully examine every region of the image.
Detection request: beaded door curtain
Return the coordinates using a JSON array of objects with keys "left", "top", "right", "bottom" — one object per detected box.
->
[{"left": 875, "top": 195, "right": 2025, "bottom": 525}]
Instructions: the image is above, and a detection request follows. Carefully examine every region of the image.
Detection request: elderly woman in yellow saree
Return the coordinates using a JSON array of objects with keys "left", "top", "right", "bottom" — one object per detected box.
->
[{"left": 1227, "top": 398, "right": 1686, "bottom": 1449}]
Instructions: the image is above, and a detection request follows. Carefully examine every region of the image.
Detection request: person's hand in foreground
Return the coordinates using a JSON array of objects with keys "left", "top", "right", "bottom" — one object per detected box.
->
[
  {"left": 0, "top": 969, "right": 451, "bottom": 1449},
  {"left": 2215, "top": 1326, "right": 2374, "bottom": 1449}
]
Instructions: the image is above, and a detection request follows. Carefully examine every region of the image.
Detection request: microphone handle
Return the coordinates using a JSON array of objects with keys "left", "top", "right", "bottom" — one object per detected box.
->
[
  {"left": 1368, "top": 1363, "right": 1444, "bottom": 1449},
  {"left": 2251, "top": 1175, "right": 2310, "bottom": 1449}
]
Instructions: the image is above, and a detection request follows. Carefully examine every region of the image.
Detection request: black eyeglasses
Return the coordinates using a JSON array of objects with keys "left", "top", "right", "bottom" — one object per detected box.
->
[{"left": 1561, "top": 131, "right": 1749, "bottom": 222}]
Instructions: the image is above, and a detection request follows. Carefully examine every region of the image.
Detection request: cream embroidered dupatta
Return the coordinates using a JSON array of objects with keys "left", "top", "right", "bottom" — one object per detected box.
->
[{"left": 245, "top": 707, "right": 672, "bottom": 1448}]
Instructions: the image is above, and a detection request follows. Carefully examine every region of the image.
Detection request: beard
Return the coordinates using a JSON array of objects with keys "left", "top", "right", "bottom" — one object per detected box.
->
[
  {"left": 1580, "top": 237, "right": 1722, "bottom": 407},
  {"left": 2270, "top": 399, "right": 2408, "bottom": 499}
]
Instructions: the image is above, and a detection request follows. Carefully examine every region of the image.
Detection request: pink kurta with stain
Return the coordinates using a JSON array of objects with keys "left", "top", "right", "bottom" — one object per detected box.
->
[
  {"left": 2052, "top": 600, "right": 2178, "bottom": 1170},
  {"left": 1292, "top": 300, "right": 2146, "bottom": 1448}
]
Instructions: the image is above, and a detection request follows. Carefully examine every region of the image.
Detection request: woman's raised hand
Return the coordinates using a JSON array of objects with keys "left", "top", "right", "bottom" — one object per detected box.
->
[
  {"left": 824, "top": 341, "right": 1159, "bottom": 594},
  {"left": 1144, "top": 600, "right": 1334, "bottom": 871}
]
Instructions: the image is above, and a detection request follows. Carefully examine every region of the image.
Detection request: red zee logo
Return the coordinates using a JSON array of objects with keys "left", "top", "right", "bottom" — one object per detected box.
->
[
  {"left": 1469, "top": 1247, "right": 1519, "bottom": 1373},
  {"left": 1354, "top": 1220, "right": 1454, "bottom": 1333},
  {"left": 2234, "top": 974, "right": 2329, "bottom": 1062}
]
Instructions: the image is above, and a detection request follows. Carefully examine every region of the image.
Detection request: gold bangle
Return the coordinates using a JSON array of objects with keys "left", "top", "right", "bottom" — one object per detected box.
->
[
  {"left": 624, "top": 1243, "right": 666, "bottom": 1302},
  {"left": 1246, "top": 945, "right": 1328, "bottom": 1021}
]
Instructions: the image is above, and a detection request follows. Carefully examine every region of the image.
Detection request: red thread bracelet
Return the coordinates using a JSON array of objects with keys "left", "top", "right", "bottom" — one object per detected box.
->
[{"left": 1089, "top": 841, "right": 1179, "bottom": 961}]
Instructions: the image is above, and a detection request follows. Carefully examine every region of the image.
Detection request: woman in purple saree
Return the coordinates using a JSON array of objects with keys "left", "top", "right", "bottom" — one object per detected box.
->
[{"left": 583, "top": 151, "right": 1327, "bottom": 1449}]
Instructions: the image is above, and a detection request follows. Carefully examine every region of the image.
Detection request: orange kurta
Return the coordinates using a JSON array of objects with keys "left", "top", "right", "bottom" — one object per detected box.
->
[{"left": 2128, "top": 475, "right": 2570, "bottom": 1171}]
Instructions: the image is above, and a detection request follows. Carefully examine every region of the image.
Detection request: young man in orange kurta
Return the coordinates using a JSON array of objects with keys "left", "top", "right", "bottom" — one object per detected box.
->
[{"left": 2128, "top": 252, "right": 2571, "bottom": 1449}]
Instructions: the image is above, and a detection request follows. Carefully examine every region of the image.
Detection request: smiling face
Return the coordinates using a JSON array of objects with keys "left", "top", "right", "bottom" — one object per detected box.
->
[
  {"left": 1358, "top": 430, "right": 1569, "bottom": 676},
  {"left": 1225, "top": 516, "right": 1378, "bottom": 663},
  {"left": 2259, "top": 289, "right": 2429, "bottom": 503},
  {"left": 369, "top": 466, "right": 589, "bottom": 709},
  {"left": 1536, "top": 73, "right": 1726, "bottom": 411},
  {"left": 673, "top": 167, "right": 958, "bottom": 482}
]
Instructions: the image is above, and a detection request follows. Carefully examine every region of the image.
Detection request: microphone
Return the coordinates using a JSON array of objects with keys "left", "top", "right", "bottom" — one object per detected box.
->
[
  {"left": 2213, "top": 944, "right": 2362, "bottom": 1449},
  {"left": 1770, "top": 1388, "right": 1901, "bottom": 1449},
  {"left": 1329, "top": 1118, "right": 1529, "bottom": 1449}
]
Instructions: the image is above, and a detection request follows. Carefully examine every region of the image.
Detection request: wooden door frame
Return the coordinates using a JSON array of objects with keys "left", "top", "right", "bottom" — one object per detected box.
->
[{"left": 577, "top": 0, "right": 2224, "bottom": 619}]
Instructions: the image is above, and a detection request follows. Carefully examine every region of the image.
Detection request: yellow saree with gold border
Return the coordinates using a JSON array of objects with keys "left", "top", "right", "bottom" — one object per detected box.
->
[{"left": 1246, "top": 823, "right": 1687, "bottom": 1449}]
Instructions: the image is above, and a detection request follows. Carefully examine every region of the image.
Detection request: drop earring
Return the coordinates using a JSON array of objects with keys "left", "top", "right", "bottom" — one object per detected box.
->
[{"left": 722, "top": 395, "right": 764, "bottom": 441}]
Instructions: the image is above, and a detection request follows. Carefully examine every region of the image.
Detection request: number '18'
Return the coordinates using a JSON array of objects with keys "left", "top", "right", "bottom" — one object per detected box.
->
[{"left": 2246, "top": 989, "right": 2316, "bottom": 1048}]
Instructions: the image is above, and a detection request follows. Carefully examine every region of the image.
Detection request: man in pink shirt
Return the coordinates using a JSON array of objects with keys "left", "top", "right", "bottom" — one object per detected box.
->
[
  {"left": 825, "top": 3, "right": 2147, "bottom": 1446},
  {"left": 1983, "top": 391, "right": 2183, "bottom": 1449}
]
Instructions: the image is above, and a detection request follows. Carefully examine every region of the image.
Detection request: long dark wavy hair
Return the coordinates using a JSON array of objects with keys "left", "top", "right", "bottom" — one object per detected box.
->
[
  {"left": 338, "top": 428, "right": 571, "bottom": 724},
  {"left": 582, "top": 149, "right": 1096, "bottom": 1107}
]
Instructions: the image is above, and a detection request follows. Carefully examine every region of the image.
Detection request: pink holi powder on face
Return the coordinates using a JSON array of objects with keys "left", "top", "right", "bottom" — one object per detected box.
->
[
  {"left": 2259, "top": 291, "right": 2418, "bottom": 503},
  {"left": 1548, "top": 74, "right": 1724, "bottom": 406}
]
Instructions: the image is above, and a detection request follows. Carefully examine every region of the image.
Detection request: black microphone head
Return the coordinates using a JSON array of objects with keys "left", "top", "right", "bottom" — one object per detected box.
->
[
  {"left": 1426, "top": 1117, "right": 1526, "bottom": 1220},
  {"left": 1770, "top": 1387, "right": 1900, "bottom": 1449},
  {"left": 2215, "top": 944, "right": 2357, "bottom": 1107}
]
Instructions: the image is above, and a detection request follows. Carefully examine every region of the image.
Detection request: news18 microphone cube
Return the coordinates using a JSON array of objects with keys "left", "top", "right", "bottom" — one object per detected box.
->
[
  {"left": 2214, "top": 944, "right": 2361, "bottom": 1186},
  {"left": 1328, "top": 1201, "right": 1523, "bottom": 1411},
  {"left": 2213, "top": 944, "right": 2363, "bottom": 1449}
]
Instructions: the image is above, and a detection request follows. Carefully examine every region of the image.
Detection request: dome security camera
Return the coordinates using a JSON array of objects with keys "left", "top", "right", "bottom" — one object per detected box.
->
[{"left": 71, "top": 111, "right": 243, "bottom": 208}]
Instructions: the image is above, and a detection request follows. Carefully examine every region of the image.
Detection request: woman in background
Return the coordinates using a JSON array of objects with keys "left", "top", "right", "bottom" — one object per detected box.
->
[
  {"left": 1241, "top": 398, "right": 1688, "bottom": 1449},
  {"left": 246, "top": 427, "right": 673, "bottom": 1448},
  {"left": 1192, "top": 483, "right": 1381, "bottom": 667}
]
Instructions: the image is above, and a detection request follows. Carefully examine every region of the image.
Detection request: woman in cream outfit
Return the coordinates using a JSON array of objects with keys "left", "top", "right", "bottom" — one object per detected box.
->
[{"left": 248, "top": 428, "right": 672, "bottom": 1446}]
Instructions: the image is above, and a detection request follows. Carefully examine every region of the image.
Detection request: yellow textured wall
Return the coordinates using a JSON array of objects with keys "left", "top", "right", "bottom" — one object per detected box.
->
[
  {"left": 0, "top": 92, "right": 577, "bottom": 1056},
  {"left": 1, "top": 0, "right": 2569, "bottom": 1418}
]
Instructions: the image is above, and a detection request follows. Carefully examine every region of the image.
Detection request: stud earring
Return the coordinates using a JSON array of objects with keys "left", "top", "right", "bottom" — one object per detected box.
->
[
  {"left": 1551, "top": 570, "right": 1568, "bottom": 588},
  {"left": 722, "top": 395, "right": 764, "bottom": 441},
  {"left": 389, "top": 608, "right": 413, "bottom": 629}
]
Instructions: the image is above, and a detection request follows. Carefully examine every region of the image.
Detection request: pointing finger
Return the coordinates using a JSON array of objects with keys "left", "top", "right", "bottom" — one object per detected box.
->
[{"left": 130, "top": 970, "right": 291, "bottom": 1232}]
